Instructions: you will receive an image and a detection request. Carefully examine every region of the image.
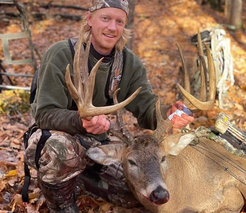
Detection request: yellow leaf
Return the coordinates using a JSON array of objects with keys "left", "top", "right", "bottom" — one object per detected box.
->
[{"left": 4, "top": 170, "right": 18, "bottom": 177}]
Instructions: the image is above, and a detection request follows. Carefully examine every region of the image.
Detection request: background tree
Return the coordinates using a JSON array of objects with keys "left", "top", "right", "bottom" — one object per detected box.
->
[
  {"left": 225, "top": 0, "right": 243, "bottom": 30},
  {"left": 126, "top": 0, "right": 135, "bottom": 49}
]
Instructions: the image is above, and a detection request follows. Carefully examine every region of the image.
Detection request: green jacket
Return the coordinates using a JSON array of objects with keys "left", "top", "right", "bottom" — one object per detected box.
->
[{"left": 31, "top": 39, "right": 170, "bottom": 141}]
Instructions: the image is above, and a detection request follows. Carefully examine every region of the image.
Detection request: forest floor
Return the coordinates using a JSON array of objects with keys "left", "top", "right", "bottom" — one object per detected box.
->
[{"left": 1, "top": 0, "right": 246, "bottom": 212}]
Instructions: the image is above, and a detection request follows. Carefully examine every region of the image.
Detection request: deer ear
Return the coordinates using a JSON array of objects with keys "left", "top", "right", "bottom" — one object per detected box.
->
[
  {"left": 86, "top": 144, "right": 126, "bottom": 166},
  {"left": 162, "top": 133, "right": 195, "bottom": 156}
]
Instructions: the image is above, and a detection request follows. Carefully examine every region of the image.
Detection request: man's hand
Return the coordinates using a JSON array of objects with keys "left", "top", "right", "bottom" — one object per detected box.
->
[
  {"left": 167, "top": 101, "right": 194, "bottom": 129},
  {"left": 82, "top": 115, "right": 110, "bottom": 135}
]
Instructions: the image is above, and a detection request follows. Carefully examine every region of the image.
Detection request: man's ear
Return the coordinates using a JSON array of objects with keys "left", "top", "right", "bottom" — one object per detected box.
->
[
  {"left": 86, "top": 143, "right": 126, "bottom": 166},
  {"left": 86, "top": 11, "right": 92, "bottom": 27},
  {"left": 160, "top": 133, "right": 195, "bottom": 156}
]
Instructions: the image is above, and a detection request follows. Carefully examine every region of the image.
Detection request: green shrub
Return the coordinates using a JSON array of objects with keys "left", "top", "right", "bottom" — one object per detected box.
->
[{"left": 0, "top": 90, "right": 30, "bottom": 116}]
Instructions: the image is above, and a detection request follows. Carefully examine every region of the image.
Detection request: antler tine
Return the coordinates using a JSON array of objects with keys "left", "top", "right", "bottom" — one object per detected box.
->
[
  {"left": 176, "top": 43, "right": 193, "bottom": 109},
  {"left": 197, "top": 29, "right": 207, "bottom": 101},
  {"left": 205, "top": 43, "right": 216, "bottom": 102},
  {"left": 84, "top": 56, "right": 103, "bottom": 106},
  {"left": 65, "top": 28, "right": 142, "bottom": 120},
  {"left": 176, "top": 43, "right": 190, "bottom": 93},
  {"left": 176, "top": 30, "right": 216, "bottom": 111},
  {"left": 108, "top": 88, "right": 135, "bottom": 145},
  {"left": 65, "top": 29, "right": 91, "bottom": 106},
  {"left": 75, "top": 29, "right": 90, "bottom": 96},
  {"left": 154, "top": 97, "right": 173, "bottom": 142}
]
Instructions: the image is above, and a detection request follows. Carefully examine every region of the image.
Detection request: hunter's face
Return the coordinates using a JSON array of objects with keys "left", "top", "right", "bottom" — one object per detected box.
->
[{"left": 87, "top": 8, "right": 127, "bottom": 55}]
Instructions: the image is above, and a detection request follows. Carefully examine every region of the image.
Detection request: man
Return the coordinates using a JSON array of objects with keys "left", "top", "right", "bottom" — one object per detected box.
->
[{"left": 24, "top": 0, "right": 194, "bottom": 212}]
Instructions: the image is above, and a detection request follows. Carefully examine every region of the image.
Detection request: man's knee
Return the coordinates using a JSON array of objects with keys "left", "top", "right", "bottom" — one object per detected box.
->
[{"left": 25, "top": 129, "right": 87, "bottom": 184}]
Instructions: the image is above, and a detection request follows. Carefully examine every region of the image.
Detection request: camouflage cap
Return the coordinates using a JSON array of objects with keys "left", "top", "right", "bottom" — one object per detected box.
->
[{"left": 89, "top": 0, "right": 129, "bottom": 16}]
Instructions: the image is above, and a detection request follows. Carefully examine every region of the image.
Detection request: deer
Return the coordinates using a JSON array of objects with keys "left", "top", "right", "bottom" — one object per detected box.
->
[{"left": 65, "top": 28, "right": 246, "bottom": 213}]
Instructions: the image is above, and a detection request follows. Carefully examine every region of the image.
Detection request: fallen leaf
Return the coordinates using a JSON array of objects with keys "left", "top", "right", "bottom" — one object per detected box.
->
[{"left": 4, "top": 170, "right": 18, "bottom": 178}]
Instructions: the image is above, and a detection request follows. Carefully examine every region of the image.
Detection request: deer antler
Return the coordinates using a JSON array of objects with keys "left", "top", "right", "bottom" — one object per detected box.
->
[
  {"left": 107, "top": 89, "right": 135, "bottom": 146},
  {"left": 154, "top": 31, "right": 216, "bottom": 141},
  {"left": 65, "top": 29, "right": 142, "bottom": 120},
  {"left": 154, "top": 97, "right": 173, "bottom": 142},
  {"left": 176, "top": 30, "right": 216, "bottom": 111}
]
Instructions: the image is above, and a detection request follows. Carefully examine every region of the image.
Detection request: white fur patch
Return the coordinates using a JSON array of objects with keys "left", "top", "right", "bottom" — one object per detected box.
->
[{"left": 168, "top": 134, "right": 195, "bottom": 156}]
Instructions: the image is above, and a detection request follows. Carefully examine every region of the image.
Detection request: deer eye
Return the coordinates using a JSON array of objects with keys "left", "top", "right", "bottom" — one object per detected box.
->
[
  {"left": 161, "top": 156, "right": 166, "bottom": 163},
  {"left": 128, "top": 159, "right": 137, "bottom": 166}
]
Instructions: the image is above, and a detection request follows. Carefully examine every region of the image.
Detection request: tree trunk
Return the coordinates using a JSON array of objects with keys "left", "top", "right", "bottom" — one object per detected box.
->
[
  {"left": 126, "top": 0, "right": 135, "bottom": 49},
  {"left": 207, "top": 0, "right": 223, "bottom": 11},
  {"left": 225, "top": 0, "right": 243, "bottom": 30}
]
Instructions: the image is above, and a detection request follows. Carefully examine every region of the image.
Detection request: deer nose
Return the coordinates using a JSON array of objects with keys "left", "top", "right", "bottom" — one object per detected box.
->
[{"left": 149, "top": 186, "right": 169, "bottom": 205}]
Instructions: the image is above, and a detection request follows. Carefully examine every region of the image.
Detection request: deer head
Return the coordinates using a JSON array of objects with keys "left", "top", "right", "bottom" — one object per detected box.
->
[
  {"left": 86, "top": 98, "right": 197, "bottom": 209},
  {"left": 66, "top": 28, "right": 216, "bottom": 210}
]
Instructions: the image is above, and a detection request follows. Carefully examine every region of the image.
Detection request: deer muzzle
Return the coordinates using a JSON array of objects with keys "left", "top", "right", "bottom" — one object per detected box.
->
[{"left": 149, "top": 186, "right": 170, "bottom": 205}]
